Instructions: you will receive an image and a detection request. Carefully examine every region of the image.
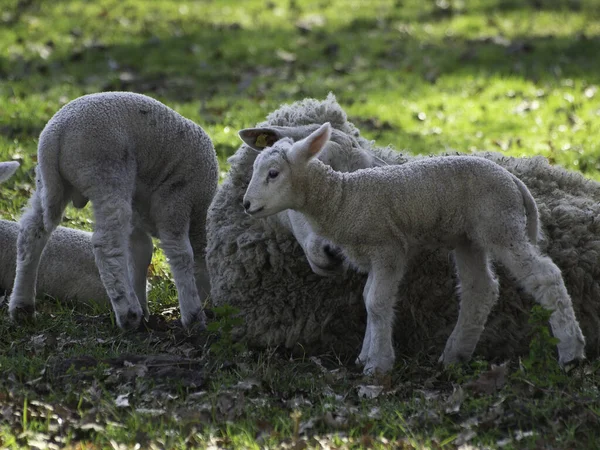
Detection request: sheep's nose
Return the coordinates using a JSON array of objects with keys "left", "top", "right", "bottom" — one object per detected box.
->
[{"left": 243, "top": 200, "right": 251, "bottom": 211}]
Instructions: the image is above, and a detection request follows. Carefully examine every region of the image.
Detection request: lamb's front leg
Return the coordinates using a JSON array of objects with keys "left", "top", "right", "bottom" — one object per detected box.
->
[
  {"left": 9, "top": 191, "right": 57, "bottom": 321},
  {"left": 363, "top": 262, "right": 405, "bottom": 375},
  {"left": 159, "top": 232, "right": 206, "bottom": 330},
  {"left": 356, "top": 272, "right": 374, "bottom": 366}
]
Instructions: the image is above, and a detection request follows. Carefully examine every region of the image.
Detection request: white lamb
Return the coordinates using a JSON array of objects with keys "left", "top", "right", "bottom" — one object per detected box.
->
[
  {"left": 234, "top": 123, "right": 381, "bottom": 276},
  {"left": 240, "top": 122, "right": 586, "bottom": 374},
  {"left": 9, "top": 92, "right": 219, "bottom": 330}
]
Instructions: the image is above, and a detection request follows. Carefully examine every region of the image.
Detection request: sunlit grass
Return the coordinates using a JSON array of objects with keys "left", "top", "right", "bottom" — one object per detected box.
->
[{"left": 1, "top": 0, "right": 600, "bottom": 447}]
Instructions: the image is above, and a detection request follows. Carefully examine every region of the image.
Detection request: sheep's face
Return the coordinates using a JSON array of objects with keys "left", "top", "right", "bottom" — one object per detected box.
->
[
  {"left": 243, "top": 139, "right": 296, "bottom": 218},
  {"left": 241, "top": 123, "right": 332, "bottom": 219}
]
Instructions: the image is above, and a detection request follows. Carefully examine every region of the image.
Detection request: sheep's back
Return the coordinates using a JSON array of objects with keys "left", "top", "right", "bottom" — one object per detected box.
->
[
  {"left": 45, "top": 92, "right": 217, "bottom": 186},
  {"left": 0, "top": 220, "right": 109, "bottom": 305}
]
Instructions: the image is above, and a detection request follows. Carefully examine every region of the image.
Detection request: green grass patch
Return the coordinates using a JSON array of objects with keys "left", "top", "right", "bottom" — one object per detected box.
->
[{"left": 1, "top": 0, "right": 600, "bottom": 447}]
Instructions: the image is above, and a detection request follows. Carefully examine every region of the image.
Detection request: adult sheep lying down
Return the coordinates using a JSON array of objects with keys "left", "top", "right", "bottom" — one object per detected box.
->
[{"left": 206, "top": 94, "right": 600, "bottom": 362}]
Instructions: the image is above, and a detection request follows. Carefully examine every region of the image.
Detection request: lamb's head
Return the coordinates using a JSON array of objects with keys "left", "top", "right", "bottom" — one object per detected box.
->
[
  {"left": 0, "top": 161, "right": 19, "bottom": 183},
  {"left": 240, "top": 122, "right": 332, "bottom": 219}
]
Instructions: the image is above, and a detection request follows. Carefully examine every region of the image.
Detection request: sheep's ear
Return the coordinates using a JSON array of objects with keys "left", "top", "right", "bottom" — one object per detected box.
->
[
  {"left": 238, "top": 128, "right": 282, "bottom": 151},
  {"left": 0, "top": 161, "right": 19, "bottom": 183},
  {"left": 290, "top": 122, "right": 332, "bottom": 163}
]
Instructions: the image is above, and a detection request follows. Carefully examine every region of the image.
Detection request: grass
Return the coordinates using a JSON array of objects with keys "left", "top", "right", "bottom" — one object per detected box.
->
[{"left": 1, "top": 0, "right": 600, "bottom": 448}]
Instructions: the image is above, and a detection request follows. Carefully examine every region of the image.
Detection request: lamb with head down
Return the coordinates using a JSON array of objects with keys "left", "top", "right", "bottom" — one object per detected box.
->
[
  {"left": 206, "top": 94, "right": 600, "bottom": 364},
  {"left": 9, "top": 92, "right": 218, "bottom": 331}
]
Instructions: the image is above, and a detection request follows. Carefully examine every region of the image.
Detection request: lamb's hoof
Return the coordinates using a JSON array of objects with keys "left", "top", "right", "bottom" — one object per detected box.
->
[
  {"left": 439, "top": 350, "right": 472, "bottom": 368},
  {"left": 557, "top": 336, "right": 586, "bottom": 369},
  {"left": 9, "top": 304, "right": 36, "bottom": 323},
  {"left": 363, "top": 357, "right": 394, "bottom": 376},
  {"left": 117, "top": 308, "right": 143, "bottom": 331},
  {"left": 181, "top": 309, "right": 207, "bottom": 332},
  {"left": 562, "top": 357, "right": 586, "bottom": 374},
  {"left": 363, "top": 363, "right": 390, "bottom": 376},
  {"left": 355, "top": 351, "right": 369, "bottom": 367}
]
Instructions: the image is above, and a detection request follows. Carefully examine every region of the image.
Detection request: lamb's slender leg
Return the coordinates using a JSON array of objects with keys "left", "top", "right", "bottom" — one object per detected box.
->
[
  {"left": 189, "top": 229, "right": 211, "bottom": 304},
  {"left": 193, "top": 256, "right": 211, "bottom": 303},
  {"left": 356, "top": 272, "right": 374, "bottom": 366},
  {"left": 439, "top": 244, "right": 499, "bottom": 366},
  {"left": 129, "top": 227, "right": 153, "bottom": 319},
  {"left": 159, "top": 230, "right": 206, "bottom": 330},
  {"left": 363, "top": 261, "right": 405, "bottom": 375},
  {"left": 9, "top": 190, "right": 65, "bottom": 320},
  {"left": 494, "top": 242, "right": 585, "bottom": 365},
  {"left": 91, "top": 197, "right": 143, "bottom": 330}
]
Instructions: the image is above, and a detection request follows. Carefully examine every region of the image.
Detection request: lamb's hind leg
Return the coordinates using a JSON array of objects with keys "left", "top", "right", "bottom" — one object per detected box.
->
[
  {"left": 440, "top": 244, "right": 499, "bottom": 366},
  {"left": 495, "top": 243, "right": 585, "bottom": 366},
  {"left": 91, "top": 197, "right": 143, "bottom": 330},
  {"left": 129, "top": 227, "right": 153, "bottom": 319},
  {"left": 9, "top": 189, "right": 66, "bottom": 320},
  {"left": 159, "top": 230, "right": 206, "bottom": 330}
]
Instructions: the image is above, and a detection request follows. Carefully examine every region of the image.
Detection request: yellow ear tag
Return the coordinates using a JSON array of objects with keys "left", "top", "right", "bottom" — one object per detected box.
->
[{"left": 255, "top": 134, "right": 269, "bottom": 148}]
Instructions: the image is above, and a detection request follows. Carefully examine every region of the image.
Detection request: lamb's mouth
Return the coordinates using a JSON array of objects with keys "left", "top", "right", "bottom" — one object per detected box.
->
[{"left": 246, "top": 206, "right": 265, "bottom": 216}]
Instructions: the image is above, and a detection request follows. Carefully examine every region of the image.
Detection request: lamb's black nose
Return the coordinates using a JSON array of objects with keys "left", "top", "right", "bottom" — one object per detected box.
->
[{"left": 243, "top": 200, "right": 251, "bottom": 211}]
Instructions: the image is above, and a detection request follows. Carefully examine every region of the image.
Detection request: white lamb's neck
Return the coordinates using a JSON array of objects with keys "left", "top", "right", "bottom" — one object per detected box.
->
[{"left": 295, "top": 160, "right": 344, "bottom": 238}]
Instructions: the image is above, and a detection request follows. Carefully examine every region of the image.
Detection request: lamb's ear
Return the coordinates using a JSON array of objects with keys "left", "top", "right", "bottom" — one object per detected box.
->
[
  {"left": 290, "top": 122, "right": 332, "bottom": 163},
  {"left": 238, "top": 128, "right": 282, "bottom": 151},
  {"left": 0, "top": 161, "right": 19, "bottom": 183}
]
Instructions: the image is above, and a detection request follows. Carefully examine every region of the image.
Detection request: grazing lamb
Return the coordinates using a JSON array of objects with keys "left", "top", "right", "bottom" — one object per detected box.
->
[
  {"left": 241, "top": 122, "right": 585, "bottom": 374},
  {"left": 206, "top": 94, "right": 600, "bottom": 363},
  {"left": 9, "top": 92, "right": 219, "bottom": 330},
  {"left": 0, "top": 161, "right": 19, "bottom": 183},
  {"left": 0, "top": 219, "right": 151, "bottom": 308}
]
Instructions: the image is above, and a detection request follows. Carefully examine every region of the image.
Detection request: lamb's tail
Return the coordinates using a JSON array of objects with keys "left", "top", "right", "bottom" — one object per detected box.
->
[
  {"left": 36, "top": 126, "right": 68, "bottom": 232},
  {"left": 511, "top": 173, "right": 539, "bottom": 244}
]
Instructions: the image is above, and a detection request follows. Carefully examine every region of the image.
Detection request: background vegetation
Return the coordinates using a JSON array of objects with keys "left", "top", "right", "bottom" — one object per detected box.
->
[{"left": 1, "top": 0, "right": 599, "bottom": 448}]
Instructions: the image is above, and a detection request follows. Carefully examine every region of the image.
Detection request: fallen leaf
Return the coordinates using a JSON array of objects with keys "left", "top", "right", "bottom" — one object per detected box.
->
[
  {"left": 135, "top": 408, "right": 166, "bottom": 416},
  {"left": 234, "top": 379, "right": 261, "bottom": 391},
  {"left": 445, "top": 385, "right": 465, "bottom": 414},
  {"left": 115, "top": 394, "right": 130, "bottom": 408},
  {"left": 455, "top": 429, "right": 477, "bottom": 446},
  {"left": 276, "top": 49, "right": 296, "bottom": 63},
  {"left": 357, "top": 384, "right": 383, "bottom": 399},
  {"left": 322, "top": 411, "right": 347, "bottom": 429},
  {"left": 584, "top": 86, "right": 597, "bottom": 99},
  {"left": 464, "top": 363, "right": 507, "bottom": 395}
]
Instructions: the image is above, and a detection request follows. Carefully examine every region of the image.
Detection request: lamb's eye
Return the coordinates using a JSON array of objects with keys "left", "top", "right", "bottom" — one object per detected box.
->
[{"left": 267, "top": 169, "right": 279, "bottom": 180}]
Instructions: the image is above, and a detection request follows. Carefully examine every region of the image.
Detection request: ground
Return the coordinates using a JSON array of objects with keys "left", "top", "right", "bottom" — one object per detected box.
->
[{"left": 1, "top": 0, "right": 600, "bottom": 448}]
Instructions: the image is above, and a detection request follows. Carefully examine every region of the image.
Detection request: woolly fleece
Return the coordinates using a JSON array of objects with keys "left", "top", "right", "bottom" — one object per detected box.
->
[
  {"left": 207, "top": 94, "right": 600, "bottom": 361},
  {"left": 0, "top": 220, "right": 109, "bottom": 305}
]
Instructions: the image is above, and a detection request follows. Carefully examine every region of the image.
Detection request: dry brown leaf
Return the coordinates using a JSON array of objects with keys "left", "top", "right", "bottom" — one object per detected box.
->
[{"left": 464, "top": 363, "right": 507, "bottom": 395}]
